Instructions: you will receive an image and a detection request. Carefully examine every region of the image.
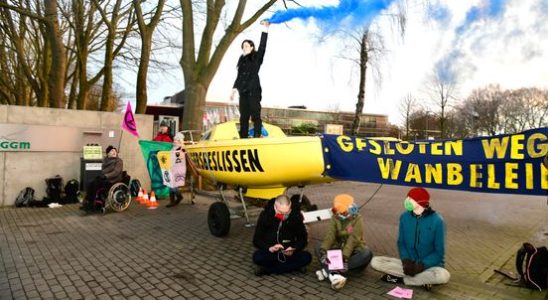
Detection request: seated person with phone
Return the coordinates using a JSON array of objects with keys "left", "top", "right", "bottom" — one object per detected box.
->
[
  {"left": 252, "top": 195, "right": 312, "bottom": 276},
  {"left": 315, "top": 194, "right": 373, "bottom": 290}
]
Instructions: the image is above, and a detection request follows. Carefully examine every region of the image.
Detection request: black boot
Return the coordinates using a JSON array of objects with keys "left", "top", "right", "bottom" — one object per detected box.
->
[
  {"left": 166, "top": 192, "right": 176, "bottom": 208},
  {"left": 173, "top": 192, "right": 183, "bottom": 206}
]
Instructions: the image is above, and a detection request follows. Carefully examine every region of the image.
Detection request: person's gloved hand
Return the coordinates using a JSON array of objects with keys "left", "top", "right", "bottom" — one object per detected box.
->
[
  {"left": 342, "top": 257, "right": 349, "bottom": 273},
  {"left": 405, "top": 261, "right": 425, "bottom": 276},
  {"left": 319, "top": 250, "right": 329, "bottom": 266},
  {"left": 412, "top": 262, "right": 425, "bottom": 275},
  {"left": 402, "top": 259, "right": 414, "bottom": 276}
]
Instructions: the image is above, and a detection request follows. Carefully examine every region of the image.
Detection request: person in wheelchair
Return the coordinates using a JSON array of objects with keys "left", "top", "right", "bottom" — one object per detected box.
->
[{"left": 80, "top": 145, "right": 125, "bottom": 212}]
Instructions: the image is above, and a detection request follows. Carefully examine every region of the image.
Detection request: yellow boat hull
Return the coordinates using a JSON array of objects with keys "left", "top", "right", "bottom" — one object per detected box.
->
[{"left": 184, "top": 122, "right": 332, "bottom": 199}]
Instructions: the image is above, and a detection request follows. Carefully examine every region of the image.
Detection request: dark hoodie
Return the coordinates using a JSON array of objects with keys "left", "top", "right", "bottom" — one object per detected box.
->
[{"left": 253, "top": 198, "right": 308, "bottom": 251}]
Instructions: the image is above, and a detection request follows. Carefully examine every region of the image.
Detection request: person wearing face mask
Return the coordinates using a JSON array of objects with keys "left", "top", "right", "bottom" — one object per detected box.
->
[
  {"left": 370, "top": 187, "right": 450, "bottom": 290},
  {"left": 252, "top": 195, "right": 312, "bottom": 276},
  {"left": 230, "top": 20, "right": 270, "bottom": 139},
  {"left": 315, "top": 194, "right": 373, "bottom": 290}
]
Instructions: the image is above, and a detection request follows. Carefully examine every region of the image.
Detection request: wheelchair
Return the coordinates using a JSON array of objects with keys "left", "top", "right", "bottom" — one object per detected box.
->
[{"left": 92, "top": 172, "right": 132, "bottom": 214}]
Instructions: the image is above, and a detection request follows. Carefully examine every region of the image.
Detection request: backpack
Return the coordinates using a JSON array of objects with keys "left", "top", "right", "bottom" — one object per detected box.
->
[
  {"left": 63, "top": 179, "right": 80, "bottom": 204},
  {"left": 130, "top": 179, "right": 141, "bottom": 197},
  {"left": 15, "top": 187, "right": 35, "bottom": 207},
  {"left": 45, "top": 175, "right": 63, "bottom": 203},
  {"left": 516, "top": 242, "right": 548, "bottom": 290}
]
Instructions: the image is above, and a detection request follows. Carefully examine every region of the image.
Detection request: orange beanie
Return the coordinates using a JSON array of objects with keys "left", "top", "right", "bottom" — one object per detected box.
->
[{"left": 333, "top": 194, "right": 354, "bottom": 214}]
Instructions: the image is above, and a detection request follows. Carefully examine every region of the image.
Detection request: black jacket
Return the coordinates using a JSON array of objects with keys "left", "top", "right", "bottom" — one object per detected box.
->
[
  {"left": 253, "top": 198, "right": 308, "bottom": 251},
  {"left": 102, "top": 156, "right": 123, "bottom": 183},
  {"left": 233, "top": 32, "right": 268, "bottom": 95}
]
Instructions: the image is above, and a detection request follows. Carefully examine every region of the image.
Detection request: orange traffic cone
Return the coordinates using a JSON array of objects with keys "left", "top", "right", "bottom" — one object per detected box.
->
[
  {"left": 136, "top": 188, "right": 144, "bottom": 204},
  {"left": 142, "top": 190, "right": 149, "bottom": 206},
  {"left": 148, "top": 191, "right": 158, "bottom": 209}
]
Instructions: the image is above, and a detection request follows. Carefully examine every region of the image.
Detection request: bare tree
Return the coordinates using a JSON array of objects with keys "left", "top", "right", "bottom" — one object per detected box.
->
[
  {"left": 133, "top": 0, "right": 166, "bottom": 113},
  {"left": 94, "top": 0, "right": 135, "bottom": 111},
  {"left": 179, "top": 0, "right": 278, "bottom": 132},
  {"left": 328, "top": 1, "right": 407, "bottom": 136},
  {"left": 399, "top": 94, "right": 417, "bottom": 140},
  {"left": 426, "top": 66, "right": 459, "bottom": 138}
]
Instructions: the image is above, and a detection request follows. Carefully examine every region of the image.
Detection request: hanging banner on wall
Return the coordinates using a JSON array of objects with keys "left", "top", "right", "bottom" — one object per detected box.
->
[{"left": 321, "top": 127, "right": 548, "bottom": 196}]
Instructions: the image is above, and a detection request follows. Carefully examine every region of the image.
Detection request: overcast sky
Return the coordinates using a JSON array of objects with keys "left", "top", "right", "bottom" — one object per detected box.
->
[{"left": 139, "top": 0, "right": 548, "bottom": 125}]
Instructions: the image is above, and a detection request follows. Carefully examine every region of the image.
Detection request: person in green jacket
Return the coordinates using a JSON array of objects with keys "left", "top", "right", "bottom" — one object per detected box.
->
[
  {"left": 315, "top": 194, "right": 373, "bottom": 290},
  {"left": 371, "top": 187, "right": 450, "bottom": 290}
]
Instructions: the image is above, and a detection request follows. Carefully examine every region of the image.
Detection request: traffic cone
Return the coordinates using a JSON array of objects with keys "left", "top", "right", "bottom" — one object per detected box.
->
[
  {"left": 148, "top": 191, "right": 158, "bottom": 209},
  {"left": 142, "top": 190, "right": 149, "bottom": 206},
  {"left": 136, "top": 188, "right": 144, "bottom": 204}
]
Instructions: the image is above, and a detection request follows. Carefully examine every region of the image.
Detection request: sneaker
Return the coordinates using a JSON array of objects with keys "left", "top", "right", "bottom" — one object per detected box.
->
[
  {"left": 298, "top": 266, "right": 307, "bottom": 274},
  {"left": 329, "top": 273, "right": 347, "bottom": 290},
  {"left": 254, "top": 265, "right": 269, "bottom": 276},
  {"left": 316, "top": 269, "right": 328, "bottom": 281},
  {"left": 381, "top": 274, "right": 404, "bottom": 284}
]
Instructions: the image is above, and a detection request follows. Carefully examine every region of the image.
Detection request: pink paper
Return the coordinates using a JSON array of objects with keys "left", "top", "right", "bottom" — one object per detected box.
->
[
  {"left": 327, "top": 249, "right": 344, "bottom": 270},
  {"left": 387, "top": 286, "right": 413, "bottom": 299}
]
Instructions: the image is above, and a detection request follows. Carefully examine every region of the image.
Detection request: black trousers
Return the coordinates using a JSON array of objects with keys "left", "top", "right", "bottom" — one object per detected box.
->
[
  {"left": 253, "top": 249, "right": 312, "bottom": 274},
  {"left": 239, "top": 90, "right": 262, "bottom": 138}
]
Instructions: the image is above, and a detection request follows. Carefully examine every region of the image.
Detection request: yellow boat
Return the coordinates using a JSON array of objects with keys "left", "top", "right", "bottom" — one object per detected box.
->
[
  {"left": 183, "top": 121, "right": 333, "bottom": 236},
  {"left": 184, "top": 121, "right": 333, "bottom": 199}
]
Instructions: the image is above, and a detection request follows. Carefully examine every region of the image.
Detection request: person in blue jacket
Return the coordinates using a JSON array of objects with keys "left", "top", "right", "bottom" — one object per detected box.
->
[{"left": 371, "top": 187, "right": 450, "bottom": 290}]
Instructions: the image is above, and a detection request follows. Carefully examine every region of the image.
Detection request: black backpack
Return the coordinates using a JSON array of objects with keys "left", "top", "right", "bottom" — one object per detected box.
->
[
  {"left": 15, "top": 187, "right": 35, "bottom": 207},
  {"left": 63, "top": 179, "right": 80, "bottom": 204},
  {"left": 516, "top": 242, "right": 548, "bottom": 290},
  {"left": 45, "top": 175, "right": 63, "bottom": 203},
  {"left": 130, "top": 179, "right": 142, "bottom": 197}
]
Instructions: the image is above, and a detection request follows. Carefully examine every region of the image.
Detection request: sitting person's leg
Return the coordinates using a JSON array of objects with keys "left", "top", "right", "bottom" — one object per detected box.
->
[
  {"left": 402, "top": 267, "right": 451, "bottom": 286},
  {"left": 82, "top": 177, "right": 101, "bottom": 210},
  {"left": 253, "top": 249, "right": 311, "bottom": 275},
  {"left": 347, "top": 247, "right": 373, "bottom": 271},
  {"left": 371, "top": 256, "right": 406, "bottom": 278},
  {"left": 270, "top": 250, "right": 312, "bottom": 274}
]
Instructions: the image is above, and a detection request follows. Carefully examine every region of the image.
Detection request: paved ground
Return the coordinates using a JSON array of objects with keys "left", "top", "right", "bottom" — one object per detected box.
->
[{"left": 0, "top": 182, "right": 547, "bottom": 299}]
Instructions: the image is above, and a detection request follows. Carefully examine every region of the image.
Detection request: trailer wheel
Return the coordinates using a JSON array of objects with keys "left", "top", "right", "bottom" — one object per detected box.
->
[{"left": 208, "top": 202, "right": 231, "bottom": 237}]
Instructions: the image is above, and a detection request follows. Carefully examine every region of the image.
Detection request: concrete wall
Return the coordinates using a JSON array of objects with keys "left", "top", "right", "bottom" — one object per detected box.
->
[{"left": 0, "top": 105, "right": 154, "bottom": 206}]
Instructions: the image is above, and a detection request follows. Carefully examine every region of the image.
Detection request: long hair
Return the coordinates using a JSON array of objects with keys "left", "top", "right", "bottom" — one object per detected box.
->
[{"left": 237, "top": 39, "right": 256, "bottom": 68}]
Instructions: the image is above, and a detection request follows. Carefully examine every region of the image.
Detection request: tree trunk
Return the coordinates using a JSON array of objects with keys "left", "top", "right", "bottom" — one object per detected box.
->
[
  {"left": 182, "top": 83, "right": 207, "bottom": 133},
  {"left": 135, "top": 36, "right": 151, "bottom": 113},
  {"left": 44, "top": 0, "right": 66, "bottom": 108},
  {"left": 100, "top": 35, "right": 114, "bottom": 111},
  {"left": 351, "top": 32, "right": 368, "bottom": 136}
]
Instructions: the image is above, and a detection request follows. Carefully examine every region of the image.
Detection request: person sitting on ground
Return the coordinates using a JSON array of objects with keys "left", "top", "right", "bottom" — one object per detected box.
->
[
  {"left": 316, "top": 194, "right": 373, "bottom": 290},
  {"left": 153, "top": 121, "right": 173, "bottom": 142},
  {"left": 252, "top": 195, "right": 312, "bottom": 276},
  {"left": 81, "top": 145, "right": 124, "bottom": 211},
  {"left": 370, "top": 187, "right": 450, "bottom": 290}
]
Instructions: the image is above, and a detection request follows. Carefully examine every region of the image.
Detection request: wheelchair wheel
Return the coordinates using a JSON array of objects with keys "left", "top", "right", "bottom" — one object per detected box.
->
[{"left": 108, "top": 182, "right": 131, "bottom": 212}]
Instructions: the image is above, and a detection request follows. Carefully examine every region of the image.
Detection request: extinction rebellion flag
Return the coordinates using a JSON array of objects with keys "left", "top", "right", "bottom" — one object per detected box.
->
[
  {"left": 122, "top": 101, "right": 140, "bottom": 137},
  {"left": 321, "top": 127, "right": 548, "bottom": 196}
]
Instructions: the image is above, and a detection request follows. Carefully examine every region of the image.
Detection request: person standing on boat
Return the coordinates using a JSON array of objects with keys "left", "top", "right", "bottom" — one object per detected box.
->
[{"left": 231, "top": 20, "right": 269, "bottom": 139}]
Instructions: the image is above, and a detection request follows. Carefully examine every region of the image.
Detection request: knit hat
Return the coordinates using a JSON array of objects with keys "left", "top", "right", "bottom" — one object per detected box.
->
[
  {"left": 407, "top": 187, "right": 430, "bottom": 208},
  {"left": 105, "top": 145, "right": 116, "bottom": 154},
  {"left": 333, "top": 194, "right": 354, "bottom": 214}
]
